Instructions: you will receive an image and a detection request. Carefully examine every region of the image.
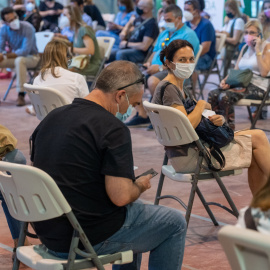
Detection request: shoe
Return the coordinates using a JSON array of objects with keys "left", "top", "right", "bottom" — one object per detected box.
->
[
  {"left": 0, "top": 71, "right": 11, "bottom": 79},
  {"left": 16, "top": 95, "right": 26, "bottom": 106},
  {"left": 147, "top": 124, "right": 153, "bottom": 131},
  {"left": 25, "top": 105, "right": 36, "bottom": 116},
  {"left": 125, "top": 114, "right": 150, "bottom": 127}
]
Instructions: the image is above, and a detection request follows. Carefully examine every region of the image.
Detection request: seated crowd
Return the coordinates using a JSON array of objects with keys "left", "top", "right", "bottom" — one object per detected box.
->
[{"left": 1, "top": 0, "right": 270, "bottom": 269}]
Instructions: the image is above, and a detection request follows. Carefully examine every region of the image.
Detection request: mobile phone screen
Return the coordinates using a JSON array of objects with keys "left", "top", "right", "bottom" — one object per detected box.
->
[{"left": 135, "top": 168, "right": 158, "bottom": 179}]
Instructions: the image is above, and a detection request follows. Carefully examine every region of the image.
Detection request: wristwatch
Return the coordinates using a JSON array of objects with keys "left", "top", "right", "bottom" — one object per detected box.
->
[
  {"left": 2, "top": 51, "right": 7, "bottom": 59},
  {"left": 158, "top": 65, "right": 164, "bottom": 72}
]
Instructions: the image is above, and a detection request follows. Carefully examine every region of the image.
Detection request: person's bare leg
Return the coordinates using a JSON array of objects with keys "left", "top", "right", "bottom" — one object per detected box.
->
[{"left": 235, "top": 129, "right": 270, "bottom": 195}]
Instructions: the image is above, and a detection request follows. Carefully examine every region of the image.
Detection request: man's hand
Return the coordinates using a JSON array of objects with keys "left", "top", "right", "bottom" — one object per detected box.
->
[
  {"left": 119, "top": 40, "right": 128, "bottom": 49},
  {"left": 48, "top": 9, "right": 57, "bottom": 16},
  {"left": 107, "top": 22, "right": 118, "bottom": 30},
  {"left": 146, "top": 64, "right": 159, "bottom": 75},
  {"left": 135, "top": 174, "right": 152, "bottom": 193},
  {"left": 220, "top": 79, "right": 230, "bottom": 90},
  {"left": 208, "top": 115, "right": 225, "bottom": 126},
  {"left": 0, "top": 53, "right": 3, "bottom": 63}
]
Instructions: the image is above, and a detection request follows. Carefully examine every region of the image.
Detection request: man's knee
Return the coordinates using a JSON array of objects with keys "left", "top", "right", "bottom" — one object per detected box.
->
[
  {"left": 116, "top": 50, "right": 127, "bottom": 61},
  {"left": 148, "top": 76, "right": 160, "bottom": 96},
  {"left": 14, "top": 56, "right": 26, "bottom": 67}
]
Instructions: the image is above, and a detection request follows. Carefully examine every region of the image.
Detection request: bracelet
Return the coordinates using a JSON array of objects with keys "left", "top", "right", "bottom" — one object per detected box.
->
[
  {"left": 125, "top": 41, "right": 129, "bottom": 49},
  {"left": 256, "top": 51, "right": 262, "bottom": 56}
]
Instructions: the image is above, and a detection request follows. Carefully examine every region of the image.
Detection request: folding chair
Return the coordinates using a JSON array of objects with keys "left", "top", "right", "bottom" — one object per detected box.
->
[
  {"left": 218, "top": 225, "right": 270, "bottom": 270},
  {"left": 236, "top": 79, "right": 270, "bottom": 131},
  {"left": 143, "top": 101, "right": 241, "bottom": 226},
  {"left": 87, "top": 37, "right": 115, "bottom": 91},
  {"left": 24, "top": 83, "right": 70, "bottom": 121},
  {"left": 0, "top": 161, "right": 133, "bottom": 270},
  {"left": 3, "top": 32, "right": 54, "bottom": 101},
  {"left": 197, "top": 33, "right": 227, "bottom": 99}
]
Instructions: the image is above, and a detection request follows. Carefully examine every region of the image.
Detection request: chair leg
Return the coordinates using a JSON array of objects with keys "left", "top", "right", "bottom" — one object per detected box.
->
[
  {"left": 66, "top": 230, "right": 80, "bottom": 270},
  {"left": 3, "top": 74, "right": 16, "bottom": 101},
  {"left": 196, "top": 187, "right": 219, "bottom": 226},
  {"left": 154, "top": 154, "right": 168, "bottom": 205},
  {"left": 246, "top": 106, "right": 253, "bottom": 125},
  {"left": 213, "top": 172, "right": 239, "bottom": 218},
  {"left": 12, "top": 222, "right": 28, "bottom": 270}
]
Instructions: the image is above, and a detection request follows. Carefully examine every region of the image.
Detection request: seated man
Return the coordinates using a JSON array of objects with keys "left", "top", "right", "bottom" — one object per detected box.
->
[
  {"left": 108, "top": 0, "right": 159, "bottom": 63},
  {"left": 126, "top": 4, "right": 200, "bottom": 127},
  {"left": 184, "top": 0, "right": 216, "bottom": 86},
  {"left": 30, "top": 61, "right": 187, "bottom": 269},
  {"left": 0, "top": 7, "right": 40, "bottom": 106}
]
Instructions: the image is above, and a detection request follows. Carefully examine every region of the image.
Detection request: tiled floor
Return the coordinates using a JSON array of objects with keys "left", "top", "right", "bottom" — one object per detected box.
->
[{"left": 0, "top": 75, "right": 269, "bottom": 270}]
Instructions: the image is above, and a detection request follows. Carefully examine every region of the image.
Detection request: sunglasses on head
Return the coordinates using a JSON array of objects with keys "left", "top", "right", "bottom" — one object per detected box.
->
[{"left": 117, "top": 76, "right": 146, "bottom": 90}]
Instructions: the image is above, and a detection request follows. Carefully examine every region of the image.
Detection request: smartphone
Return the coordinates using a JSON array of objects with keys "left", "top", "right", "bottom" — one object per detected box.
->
[{"left": 135, "top": 168, "right": 158, "bottom": 179}]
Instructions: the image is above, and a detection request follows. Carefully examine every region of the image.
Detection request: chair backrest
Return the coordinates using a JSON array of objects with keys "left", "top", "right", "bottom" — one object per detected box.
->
[
  {"left": 0, "top": 161, "right": 71, "bottom": 222},
  {"left": 96, "top": 36, "right": 115, "bottom": 60},
  {"left": 215, "top": 33, "right": 227, "bottom": 54},
  {"left": 24, "top": 83, "right": 70, "bottom": 121},
  {"left": 195, "top": 45, "right": 203, "bottom": 66},
  {"left": 101, "top": 13, "right": 115, "bottom": 23},
  {"left": 143, "top": 101, "right": 199, "bottom": 146},
  {"left": 218, "top": 225, "right": 270, "bottom": 270},
  {"left": 35, "top": 32, "right": 54, "bottom": 54},
  {"left": 92, "top": 20, "right": 98, "bottom": 31}
]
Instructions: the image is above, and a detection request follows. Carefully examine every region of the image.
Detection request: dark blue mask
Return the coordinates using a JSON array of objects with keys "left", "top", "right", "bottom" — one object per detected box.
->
[
  {"left": 136, "top": 7, "right": 144, "bottom": 16},
  {"left": 226, "top": 12, "right": 235, "bottom": 19}
]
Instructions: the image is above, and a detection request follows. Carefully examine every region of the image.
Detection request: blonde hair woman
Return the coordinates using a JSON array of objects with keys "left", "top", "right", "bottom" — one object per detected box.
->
[
  {"left": 62, "top": 5, "right": 101, "bottom": 76},
  {"left": 26, "top": 40, "right": 89, "bottom": 116},
  {"left": 208, "top": 20, "right": 270, "bottom": 129}
]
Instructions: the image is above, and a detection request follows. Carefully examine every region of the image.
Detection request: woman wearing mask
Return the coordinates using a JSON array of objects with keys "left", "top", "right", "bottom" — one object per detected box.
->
[
  {"left": 208, "top": 20, "right": 270, "bottom": 129},
  {"left": 153, "top": 39, "right": 270, "bottom": 196},
  {"left": 259, "top": 0, "right": 270, "bottom": 41},
  {"left": 61, "top": 5, "right": 101, "bottom": 77},
  {"left": 24, "top": 0, "right": 42, "bottom": 32},
  {"left": 220, "top": 0, "right": 245, "bottom": 76},
  {"left": 96, "top": 0, "right": 135, "bottom": 49},
  {"left": 26, "top": 39, "right": 89, "bottom": 115}
]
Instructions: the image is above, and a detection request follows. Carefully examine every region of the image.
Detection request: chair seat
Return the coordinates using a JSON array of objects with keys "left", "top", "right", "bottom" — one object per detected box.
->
[
  {"left": 236, "top": 99, "right": 270, "bottom": 106},
  {"left": 17, "top": 244, "right": 133, "bottom": 270},
  {"left": 162, "top": 165, "right": 242, "bottom": 182}
]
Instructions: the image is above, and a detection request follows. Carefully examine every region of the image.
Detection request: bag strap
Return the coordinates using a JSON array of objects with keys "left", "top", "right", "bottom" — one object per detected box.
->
[
  {"left": 159, "top": 81, "right": 172, "bottom": 104},
  {"left": 229, "top": 19, "right": 236, "bottom": 38},
  {"left": 127, "top": 18, "right": 152, "bottom": 41},
  {"left": 244, "top": 207, "right": 257, "bottom": 231}
]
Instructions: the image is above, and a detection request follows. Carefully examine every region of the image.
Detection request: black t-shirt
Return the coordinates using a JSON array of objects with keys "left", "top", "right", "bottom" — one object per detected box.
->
[
  {"left": 129, "top": 17, "right": 159, "bottom": 44},
  {"left": 84, "top": 5, "right": 105, "bottom": 27},
  {"left": 31, "top": 98, "right": 135, "bottom": 252},
  {"left": 39, "top": 1, "right": 63, "bottom": 25}
]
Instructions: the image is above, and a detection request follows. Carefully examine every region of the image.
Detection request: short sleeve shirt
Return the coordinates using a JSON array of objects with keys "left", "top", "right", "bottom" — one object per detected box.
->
[
  {"left": 222, "top": 18, "right": 245, "bottom": 35},
  {"left": 31, "top": 98, "right": 135, "bottom": 252},
  {"left": 39, "top": 1, "right": 63, "bottom": 25},
  {"left": 129, "top": 17, "right": 159, "bottom": 43},
  {"left": 186, "top": 17, "right": 216, "bottom": 60}
]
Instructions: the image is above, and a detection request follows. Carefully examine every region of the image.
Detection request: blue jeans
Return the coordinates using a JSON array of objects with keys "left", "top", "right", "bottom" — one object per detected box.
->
[
  {"left": 1, "top": 149, "right": 26, "bottom": 239},
  {"left": 196, "top": 53, "right": 213, "bottom": 71},
  {"left": 109, "top": 48, "right": 146, "bottom": 63},
  {"left": 49, "top": 201, "right": 187, "bottom": 270}
]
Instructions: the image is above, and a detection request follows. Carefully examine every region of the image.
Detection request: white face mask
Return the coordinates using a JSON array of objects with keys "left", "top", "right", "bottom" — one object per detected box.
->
[
  {"left": 9, "top": 18, "right": 20, "bottom": 30},
  {"left": 59, "top": 15, "right": 70, "bottom": 29},
  {"left": 183, "top": 11, "right": 194, "bottom": 22},
  {"left": 26, "top": 2, "right": 35, "bottom": 12},
  {"left": 171, "top": 62, "right": 196, "bottom": 79}
]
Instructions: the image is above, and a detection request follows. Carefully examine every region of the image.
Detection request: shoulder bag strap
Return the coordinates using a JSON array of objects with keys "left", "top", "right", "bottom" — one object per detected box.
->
[
  {"left": 127, "top": 18, "right": 152, "bottom": 41},
  {"left": 244, "top": 207, "right": 258, "bottom": 231},
  {"left": 159, "top": 81, "right": 172, "bottom": 104}
]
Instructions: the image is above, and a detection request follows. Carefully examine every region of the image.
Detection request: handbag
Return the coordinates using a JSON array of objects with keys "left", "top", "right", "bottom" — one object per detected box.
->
[
  {"left": 159, "top": 82, "right": 234, "bottom": 171},
  {"left": 225, "top": 68, "right": 253, "bottom": 88},
  {"left": 69, "top": 55, "right": 90, "bottom": 70}
]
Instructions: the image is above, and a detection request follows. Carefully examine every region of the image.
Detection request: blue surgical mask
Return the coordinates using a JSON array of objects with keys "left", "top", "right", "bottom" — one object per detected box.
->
[
  {"left": 115, "top": 94, "right": 133, "bottom": 122},
  {"left": 119, "top": 5, "right": 127, "bottom": 12},
  {"left": 165, "top": 22, "right": 176, "bottom": 32}
]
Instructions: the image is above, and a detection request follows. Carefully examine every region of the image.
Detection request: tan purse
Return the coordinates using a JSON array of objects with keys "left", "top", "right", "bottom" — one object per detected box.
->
[
  {"left": 0, "top": 125, "right": 17, "bottom": 159},
  {"left": 69, "top": 54, "right": 90, "bottom": 70}
]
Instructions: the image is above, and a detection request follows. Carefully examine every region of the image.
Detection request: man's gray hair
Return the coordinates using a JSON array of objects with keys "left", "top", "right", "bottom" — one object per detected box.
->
[
  {"left": 95, "top": 61, "right": 143, "bottom": 95},
  {"left": 164, "top": 4, "right": 183, "bottom": 18}
]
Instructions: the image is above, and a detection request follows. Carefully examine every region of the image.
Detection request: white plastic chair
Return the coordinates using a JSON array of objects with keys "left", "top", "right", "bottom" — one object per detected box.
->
[
  {"left": 87, "top": 37, "right": 115, "bottom": 91},
  {"left": 197, "top": 33, "right": 227, "bottom": 99},
  {"left": 35, "top": 32, "right": 54, "bottom": 54},
  {"left": 143, "top": 101, "right": 241, "bottom": 226},
  {"left": 101, "top": 13, "right": 115, "bottom": 23},
  {"left": 92, "top": 20, "right": 98, "bottom": 31},
  {"left": 24, "top": 83, "right": 70, "bottom": 121},
  {"left": 194, "top": 44, "right": 203, "bottom": 67},
  {"left": 0, "top": 161, "right": 133, "bottom": 270},
  {"left": 218, "top": 225, "right": 270, "bottom": 270}
]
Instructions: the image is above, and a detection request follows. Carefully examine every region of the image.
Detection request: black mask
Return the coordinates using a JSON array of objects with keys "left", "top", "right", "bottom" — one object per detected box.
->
[
  {"left": 136, "top": 7, "right": 144, "bottom": 16},
  {"left": 226, "top": 12, "right": 235, "bottom": 19}
]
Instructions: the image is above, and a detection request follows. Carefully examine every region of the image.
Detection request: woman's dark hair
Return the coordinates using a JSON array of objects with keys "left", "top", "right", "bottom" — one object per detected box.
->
[
  {"left": 160, "top": 39, "right": 194, "bottom": 67},
  {"left": 119, "top": 0, "right": 134, "bottom": 13},
  {"left": 1, "top": 7, "right": 15, "bottom": 21}
]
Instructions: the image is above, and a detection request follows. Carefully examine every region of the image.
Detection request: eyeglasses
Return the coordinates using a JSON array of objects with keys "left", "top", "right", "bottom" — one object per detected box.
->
[
  {"left": 117, "top": 76, "right": 146, "bottom": 90},
  {"left": 244, "top": 31, "right": 259, "bottom": 36}
]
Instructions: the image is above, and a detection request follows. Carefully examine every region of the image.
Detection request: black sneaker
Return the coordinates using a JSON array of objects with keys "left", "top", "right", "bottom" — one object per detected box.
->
[
  {"left": 125, "top": 114, "right": 150, "bottom": 127},
  {"left": 147, "top": 124, "right": 153, "bottom": 131}
]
